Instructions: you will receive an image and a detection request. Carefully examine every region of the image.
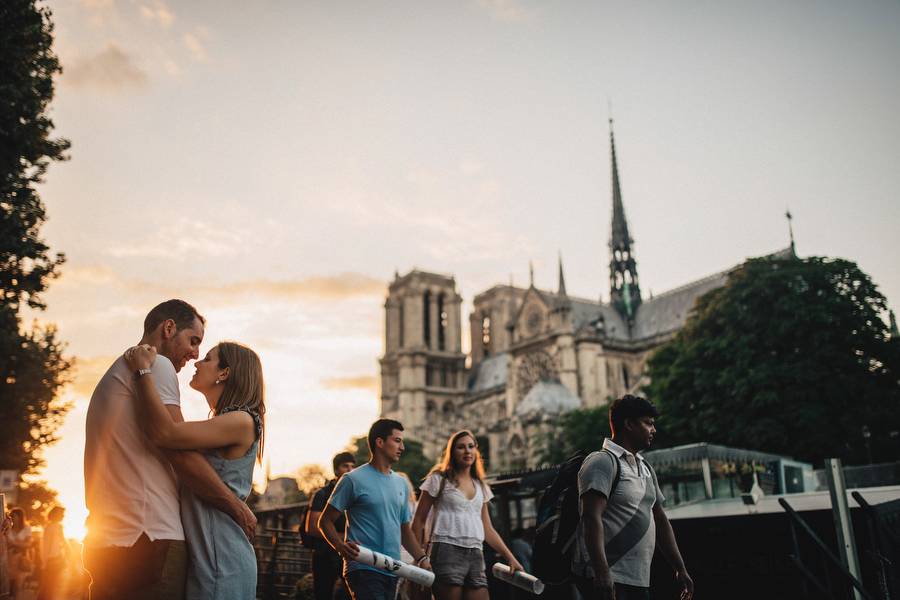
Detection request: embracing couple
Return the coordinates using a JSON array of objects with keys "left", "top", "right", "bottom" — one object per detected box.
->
[{"left": 82, "top": 299, "right": 267, "bottom": 600}]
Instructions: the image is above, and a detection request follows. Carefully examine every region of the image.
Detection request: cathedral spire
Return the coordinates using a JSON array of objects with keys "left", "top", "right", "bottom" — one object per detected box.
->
[
  {"left": 557, "top": 252, "right": 567, "bottom": 296},
  {"left": 608, "top": 119, "right": 642, "bottom": 323},
  {"left": 786, "top": 208, "right": 797, "bottom": 256}
]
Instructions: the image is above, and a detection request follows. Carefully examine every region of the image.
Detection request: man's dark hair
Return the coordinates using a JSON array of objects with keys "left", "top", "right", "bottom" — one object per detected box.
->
[
  {"left": 143, "top": 299, "right": 206, "bottom": 336},
  {"left": 332, "top": 451, "right": 356, "bottom": 473},
  {"left": 609, "top": 394, "right": 659, "bottom": 435},
  {"left": 367, "top": 419, "right": 403, "bottom": 454}
]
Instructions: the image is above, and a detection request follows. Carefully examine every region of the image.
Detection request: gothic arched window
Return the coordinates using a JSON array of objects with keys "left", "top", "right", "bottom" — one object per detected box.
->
[
  {"left": 423, "top": 291, "right": 431, "bottom": 347},
  {"left": 481, "top": 315, "right": 491, "bottom": 356},
  {"left": 438, "top": 293, "right": 447, "bottom": 350}
]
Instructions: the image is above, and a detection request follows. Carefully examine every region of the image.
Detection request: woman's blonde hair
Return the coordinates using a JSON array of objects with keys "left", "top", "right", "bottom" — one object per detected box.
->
[
  {"left": 213, "top": 341, "right": 266, "bottom": 463},
  {"left": 427, "top": 430, "right": 486, "bottom": 483}
]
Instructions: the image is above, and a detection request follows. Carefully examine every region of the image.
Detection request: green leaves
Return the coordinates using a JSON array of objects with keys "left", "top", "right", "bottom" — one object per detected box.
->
[
  {"left": 646, "top": 256, "right": 900, "bottom": 465},
  {"left": 0, "top": 2, "right": 71, "bottom": 487},
  {"left": 1, "top": 1, "right": 69, "bottom": 310},
  {"left": 538, "top": 406, "right": 611, "bottom": 465}
]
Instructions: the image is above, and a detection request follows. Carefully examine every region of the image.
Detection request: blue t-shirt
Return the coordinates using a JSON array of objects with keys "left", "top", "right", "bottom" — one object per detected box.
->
[{"left": 326, "top": 463, "right": 412, "bottom": 576}]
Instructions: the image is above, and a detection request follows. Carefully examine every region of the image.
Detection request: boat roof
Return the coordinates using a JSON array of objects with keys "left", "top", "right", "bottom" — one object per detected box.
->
[{"left": 663, "top": 485, "right": 900, "bottom": 520}]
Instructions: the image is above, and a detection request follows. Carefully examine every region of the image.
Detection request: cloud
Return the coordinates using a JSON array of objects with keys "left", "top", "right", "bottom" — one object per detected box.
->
[
  {"left": 64, "top": 43, "right": 148, "bottom": 91},
  {"left": 183, "top": 28, "right": 210, "bottom": 62},
  {"left": 59, "top": 265, "right": 385, "bottom": 304},
  {"left": 74, "top": 0, "right": 118, "bottom": 27},
  {"left": 139, "top": 1, "right": 175, "bottom": 27},
  {"left": 202, "top": 274, "right": 385, "bottom": 301},
  {"left": 69, "top": 355, "right": 117, "bottom": 397},
  {"left": 475, "top": 0, "right": 536, "bottom": 23},
  {"left": 331, "top": 165, "right": 537, "bottom": 264},
  {"left": 321, "top": 375, "right": 378, "bottom": 391},
  {"left": 459, "top": 159, "right": 484, "bottom": 177},
  {"left": 58, "top": 265, "right": 119, "bottom": 286},
  {"left": 107, "top": 219, "right": 243, "bottom": 260},
  {"left": 79, "top": 0, "right": 115, "bottom": 8}
]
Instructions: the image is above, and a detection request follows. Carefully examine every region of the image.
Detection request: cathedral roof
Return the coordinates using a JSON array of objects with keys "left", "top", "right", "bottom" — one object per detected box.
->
[
  {"left": 514, "top": 380, "right": 582, "bottom": 419},
  {"left": 540, "top": 246, "right": 796, "bottom": 344},
  {"left": 468, "top": 353, "right": 509, "bottom": 394},
  {"left": 630, "top": 246, "right": 794, "bottom": 341},
  {"left": 629, "top": 272, "right": 729, "bottom": 340}
]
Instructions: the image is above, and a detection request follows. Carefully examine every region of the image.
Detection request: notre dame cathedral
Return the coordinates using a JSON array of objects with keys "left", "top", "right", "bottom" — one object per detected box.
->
[{"left": 379, "top": 124, "right": 792, "bottom": 471}]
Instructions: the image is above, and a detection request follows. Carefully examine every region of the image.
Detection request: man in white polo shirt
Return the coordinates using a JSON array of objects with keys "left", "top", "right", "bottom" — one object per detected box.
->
[
  {"left": 83, "top": 299, "right": 257, "bottom": 600},
  {"left": 573, "top": 395, "right": 693, "bottom": 600}
]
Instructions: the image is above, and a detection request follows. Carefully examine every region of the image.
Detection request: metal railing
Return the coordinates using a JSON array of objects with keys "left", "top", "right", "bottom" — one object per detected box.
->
[
  {"left": 779, "top": 497, "right": 873, "bottom": 600},
  {"left": 255, "top": 527, "right": 312, "bottom": 600},
  {"left": 851, "top": 491, "right": 896, "bottom": 600}
]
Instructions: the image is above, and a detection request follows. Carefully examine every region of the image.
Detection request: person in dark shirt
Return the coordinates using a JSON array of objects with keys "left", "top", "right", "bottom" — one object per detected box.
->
[{"left": 306, "top": 452, "right": 357, "bottom": 600}]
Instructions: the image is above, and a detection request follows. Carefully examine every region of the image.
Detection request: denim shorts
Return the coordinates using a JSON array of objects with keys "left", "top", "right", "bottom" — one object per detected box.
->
[
  {"left": 430, "top": 542, "right": 488, "bottom": 589},
  {"left": 346, "top": 569, "right": 399, "bottom": 600}
]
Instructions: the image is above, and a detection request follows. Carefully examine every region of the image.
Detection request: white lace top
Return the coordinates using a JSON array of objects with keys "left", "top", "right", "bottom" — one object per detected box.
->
[{"left": 421, "top": 473, "right": 494, "bottom": 549}]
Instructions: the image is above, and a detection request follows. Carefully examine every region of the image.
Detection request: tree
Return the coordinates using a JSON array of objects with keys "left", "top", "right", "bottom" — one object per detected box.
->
[
  {"left": 294, "top": 464, "right": 329, "bottom": 497},
  {"left": 645, "top": 256, "right": 900, "bottom": 465},
  {"left": 1, "top": 1, "right": 70, "bottom": 311},
  {"left": 0, "top": 1, "right": 71, "bottom": 482},
  {"left": 14, "top": 479, "right": 58, "bottom": 526},
  {"left": 0, "top": 311, "right": 72, "bottom": 474},
  {"left": 538, "top": 406, "right": 611, "bottom": 464},
  {"left": 348, "top": 435, "right": 435, "bottom": 485}
]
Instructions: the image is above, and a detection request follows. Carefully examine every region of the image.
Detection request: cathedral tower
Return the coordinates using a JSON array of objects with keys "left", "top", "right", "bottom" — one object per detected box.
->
[
  {"left": 608, "top": 119, "right": 642, "bottom": 323},
  {"left": 380, "top": 270, "right": 467, "bottom": 459}
]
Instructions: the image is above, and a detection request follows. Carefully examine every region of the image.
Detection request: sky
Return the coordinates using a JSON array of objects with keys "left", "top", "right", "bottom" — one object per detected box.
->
[{"left": 22, "top": 0, "right": 900, "bottom": 539}]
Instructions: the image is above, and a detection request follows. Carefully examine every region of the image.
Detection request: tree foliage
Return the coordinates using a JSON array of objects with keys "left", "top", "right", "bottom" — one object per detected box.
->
[
  {"left": 645, "top": 256, "right": 900, "bottom": 465},
  {"left": 539, "top": 406, "right": 611, "bottom": 464},
  {"left": 0, "top": 308, "right": 72, "bottom": 474},
  {"left": 1, "top": 0, "right": 69, "bottom": 310},
  {"left": 348, "top": 435, "right": 435, "bottom": 486},
  {"left": 14, "top": 478, "right": 58, "bottom": 526},
  {"left": 0, "top": 1, "right": 71, "bottom": 485},
  {"left": 294, "top": 464, "right": 329, "bottom": 497}
]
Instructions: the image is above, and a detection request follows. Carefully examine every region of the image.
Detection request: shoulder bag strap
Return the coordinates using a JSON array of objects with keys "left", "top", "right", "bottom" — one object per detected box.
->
[
  {"left": 600, "top": 448, "right": 622, "bottom": 501},
  {"left": 424, "top": 475, "right": 448, "bottom": 556}
]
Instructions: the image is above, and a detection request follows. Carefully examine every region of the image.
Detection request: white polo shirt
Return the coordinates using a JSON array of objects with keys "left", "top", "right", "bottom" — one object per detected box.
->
[{"left": 84, "top": 354, "right": 184, "bottom": 548}]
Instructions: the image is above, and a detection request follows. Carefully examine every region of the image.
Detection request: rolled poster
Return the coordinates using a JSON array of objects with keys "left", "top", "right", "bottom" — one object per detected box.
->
[
  {"left": 355, "top": 546, "right": 435, "bottom": 587},
  {"left": 491, "top": 563, "right": 545, "bottom": 595}
]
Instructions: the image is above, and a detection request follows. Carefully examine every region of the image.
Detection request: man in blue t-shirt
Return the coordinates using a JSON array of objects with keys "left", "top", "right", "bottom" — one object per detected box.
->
[{"left": 319, "top": 419, "right": 430, "bottom": 600}]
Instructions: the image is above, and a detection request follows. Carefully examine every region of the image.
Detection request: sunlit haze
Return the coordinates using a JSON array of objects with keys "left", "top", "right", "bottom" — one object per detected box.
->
[{"left": 24, "top": 0, "right": 900, "bottom": 540}]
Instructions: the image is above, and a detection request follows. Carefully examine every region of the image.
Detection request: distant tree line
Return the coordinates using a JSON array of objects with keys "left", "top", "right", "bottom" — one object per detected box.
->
[{"left": 545, "top": 256, "right": 900, "bottom": 467}]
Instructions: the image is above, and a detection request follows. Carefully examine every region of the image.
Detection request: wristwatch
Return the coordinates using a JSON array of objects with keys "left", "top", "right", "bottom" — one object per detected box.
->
[{"left": 136, "top": 368, "right": 152, "bottom": 377}]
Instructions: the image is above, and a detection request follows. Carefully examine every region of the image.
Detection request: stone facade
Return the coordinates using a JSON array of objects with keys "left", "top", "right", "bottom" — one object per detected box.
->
[{"left": 379, "top": 124, "right": 792, "bottom": 470}]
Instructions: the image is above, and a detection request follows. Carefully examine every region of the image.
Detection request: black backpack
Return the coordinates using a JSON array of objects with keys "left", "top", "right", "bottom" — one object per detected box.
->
[{"left": 533, "top": 449, "right": 621, "bottom": 585}]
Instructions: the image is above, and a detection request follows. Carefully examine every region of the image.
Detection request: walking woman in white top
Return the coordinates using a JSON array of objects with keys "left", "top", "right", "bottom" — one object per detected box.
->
[{"left": 412, "top": 430, "right": 522, "bottom": 600}]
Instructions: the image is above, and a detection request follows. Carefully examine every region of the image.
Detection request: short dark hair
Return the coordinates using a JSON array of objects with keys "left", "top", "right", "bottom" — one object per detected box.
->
[
  {"left": 47, "top": 505, "right": 65, "bottom": 523},
  {"left": 332, "top": 451, "right": 356, "bottom": 473},
  {"left": 609, "top": 395, "right": 659, "bottom": 435},
  {"left": 143, "top": 299, "right": 206, "bottom": 336},
  {"left": 367, "top": 419, "right": 403, "bottom": 454}
]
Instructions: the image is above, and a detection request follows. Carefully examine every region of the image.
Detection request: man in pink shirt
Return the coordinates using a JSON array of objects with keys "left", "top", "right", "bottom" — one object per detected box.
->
[{"left": 83, "top": 299, "right": 257, "bottom": 600}]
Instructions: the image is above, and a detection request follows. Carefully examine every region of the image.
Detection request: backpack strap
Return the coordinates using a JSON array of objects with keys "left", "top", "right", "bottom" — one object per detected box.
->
[{"left": 599, "top": 448, "right": 622, "bottom": 500}]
